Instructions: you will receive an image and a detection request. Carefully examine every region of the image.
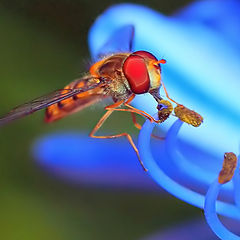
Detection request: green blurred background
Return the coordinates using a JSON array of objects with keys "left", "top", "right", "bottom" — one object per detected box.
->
[{"left": 0, "top": 1, "right": 201, "bottom": 239}]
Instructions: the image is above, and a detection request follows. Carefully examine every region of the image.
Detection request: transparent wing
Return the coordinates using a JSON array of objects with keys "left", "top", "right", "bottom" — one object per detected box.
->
[
  {"left": 96, "top": 25, "right": 135, "bottom": 61},
  {"left": 0, "top": 77, "right": 105, "bottom": 126}
]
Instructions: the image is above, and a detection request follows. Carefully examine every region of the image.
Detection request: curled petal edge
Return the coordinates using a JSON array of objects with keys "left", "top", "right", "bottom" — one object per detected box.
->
[{"left": 138, "top": 114, "right": 240, "bottom": 220}]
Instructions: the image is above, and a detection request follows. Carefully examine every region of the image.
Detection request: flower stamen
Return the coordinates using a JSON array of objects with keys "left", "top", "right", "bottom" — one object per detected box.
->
[
  {"left": 157, "top": 99, "right": 173, "bottom": 123},
  {"left": 174, "top": 105, "right": 203, "bottom": 127},
  {"left": 218, "top": 152, "right": 237, "bottom": 184}
]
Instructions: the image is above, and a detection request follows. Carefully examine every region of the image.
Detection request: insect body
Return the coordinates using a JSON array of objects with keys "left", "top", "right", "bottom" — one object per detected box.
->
[
  {"left": 45, "top": 51, "right": 165, "bottom": 123},
  {"left": 0, "top": 50, "right": 168, "bottom": 171},
  {"left": 0, "top": 25, "right": 202, "bottom": 171}
]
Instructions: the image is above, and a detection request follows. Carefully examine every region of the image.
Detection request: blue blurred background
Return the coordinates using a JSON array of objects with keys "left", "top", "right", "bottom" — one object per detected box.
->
[{"left": 0, "top": 0, "right": 236, "bottom": 239}]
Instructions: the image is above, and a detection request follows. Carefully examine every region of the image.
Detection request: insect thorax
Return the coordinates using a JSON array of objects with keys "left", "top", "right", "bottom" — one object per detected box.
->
[{"left": 97, "top": 53, "right": 132, "bottom": 101}]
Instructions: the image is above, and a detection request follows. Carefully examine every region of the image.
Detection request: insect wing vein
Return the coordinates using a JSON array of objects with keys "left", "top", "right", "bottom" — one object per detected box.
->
[{"left": 0, "top": 78, "right": 104, "bottom": 125}]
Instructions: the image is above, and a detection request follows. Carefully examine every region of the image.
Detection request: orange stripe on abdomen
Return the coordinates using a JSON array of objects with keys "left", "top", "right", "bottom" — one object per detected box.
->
[{"left": 45, "top": 87, "right": 105, "bottom": 123}]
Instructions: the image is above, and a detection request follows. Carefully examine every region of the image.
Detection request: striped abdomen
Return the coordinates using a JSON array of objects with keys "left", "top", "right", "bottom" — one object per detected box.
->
[{"left": 45, "top": 77, "right": 107, "bottom": 123}]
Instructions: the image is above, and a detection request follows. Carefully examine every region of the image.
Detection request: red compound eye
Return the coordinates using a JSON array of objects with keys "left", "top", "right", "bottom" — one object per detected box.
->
[
  {"left": 133, "top": 51, "right": 158, "bottom": 61},
  {"left": 123, "top": 55, "right": 150, "bottom": 94},
  {"left": 134, "top": 50, "right": 162, "bottom": 72}
]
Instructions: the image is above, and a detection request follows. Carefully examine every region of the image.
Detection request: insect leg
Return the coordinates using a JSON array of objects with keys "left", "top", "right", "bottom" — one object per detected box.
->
[
  {"left": 104, "top": 99, "right": 125, "bottom": 108},
  {"left": 125, "top": 94, "right": 135, "bottom": 104},
  {"left": 104, "top": 95, "right": 156, "bottom": 122},
  {"left": 89, "top": 108, "right": 147, "bottom": 171},
  {"left": 160, "top": 80, "right": 182, "bottom": 106},
  {"left": 125, "top": 94, "right": 159, "bottom": 122},
  {"left": 105, "top": 106, "right": 153, "bottom": 122},
  {"left": 104, "top": 97, "right": 153, "bottom": 122},
  {"left": 130, "top": 112, "right": 164, "bottom": 140},
  {"left": 123, "top": 103, "right": 160, "bottom": 123},
  {"left": 130, "top": 112, "right": 142, "bottom": 130}
]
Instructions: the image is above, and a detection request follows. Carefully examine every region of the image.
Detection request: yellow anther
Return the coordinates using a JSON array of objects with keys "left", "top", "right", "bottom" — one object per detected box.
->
[
  {"left": 174, "top": 105, "right": 203, "bottom": 127},
  {"left": 157, "top": 99, "right": 173, "bottom": 123},
  {"left": 95, "top": 79, "right": 100, "bottom": 83},
  {"left": 218, "top": 152, "right": 237, "bottom": 184}
]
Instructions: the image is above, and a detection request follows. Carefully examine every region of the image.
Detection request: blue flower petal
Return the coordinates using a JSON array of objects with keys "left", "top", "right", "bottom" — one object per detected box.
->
[
  {"left": 32, "top": 131, "right": 157, "bottom": 189},
  {"left": 90, "top": 24, "right": 134, "bottom": 61},
  {"left": 175, "top": 0, "right": 240, "bottom": 47},
  {"left": 89, "top": 2, "right": 240, "bottom": 157},
  {"left": 204, "top": 179, "right": 240, "bottom": 239},
  {"left": 138, "top": 114, "right": 240, "bottom": 220},
  {"left": 141, "top": 218, "right": 240, "bottom": 240}
]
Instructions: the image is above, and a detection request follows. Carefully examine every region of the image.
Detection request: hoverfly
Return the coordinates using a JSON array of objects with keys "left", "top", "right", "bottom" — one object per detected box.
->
[{"left": 0, "top": 25, "right": 197, "bottom": 171}]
